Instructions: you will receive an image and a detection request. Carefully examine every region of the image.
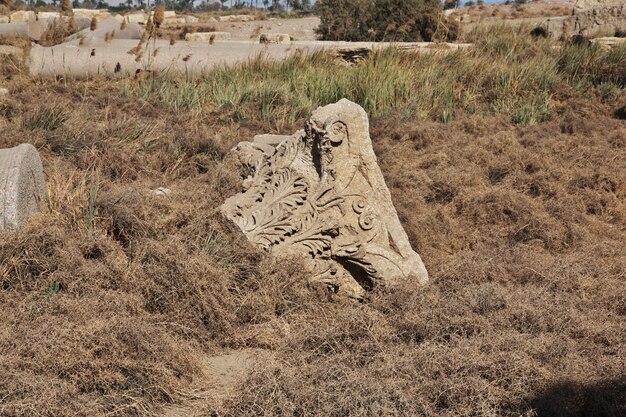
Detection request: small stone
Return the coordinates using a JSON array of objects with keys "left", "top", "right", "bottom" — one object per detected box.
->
[
  {"left": 0, "top": 88, "right": 9, "bottom": 97},
  {"left": 151, "top": 187, "right": 171, "bottom": 197}
]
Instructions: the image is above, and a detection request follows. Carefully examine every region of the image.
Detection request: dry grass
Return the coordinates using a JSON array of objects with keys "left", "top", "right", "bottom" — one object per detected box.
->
[{"left": 0, "top": 25, "right": 625, "bottom": 416}]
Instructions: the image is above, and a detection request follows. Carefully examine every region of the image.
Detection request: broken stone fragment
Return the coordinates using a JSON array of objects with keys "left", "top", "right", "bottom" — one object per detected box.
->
[
  {"left": 0, "top": 144, "right": 46, "bottom": 231},
  {"left": 221, "top": 99, "right": 428, "bottom": 298}
]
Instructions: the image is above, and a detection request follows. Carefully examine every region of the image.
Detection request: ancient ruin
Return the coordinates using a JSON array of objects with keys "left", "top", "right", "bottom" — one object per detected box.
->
[
  {"left": 0, "top": 144, "right": 46, "bottom": 231},
  {"left": 221, "top": 99, "right": 428, "bottom": 298},
  {"left": 571, "top": 0, "right": 626, "bottom": 37}
]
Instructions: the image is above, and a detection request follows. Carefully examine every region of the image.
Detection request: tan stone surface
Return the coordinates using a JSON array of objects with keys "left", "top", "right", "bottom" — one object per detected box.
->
[
  {"left": 219, "top": 14, "right": 256, "bottom": 23},
  {"left": 221, "top": 99, "right": 428, "bottom": 298},
  {"left": 571, "top": 0, "right": 626, "bottom": 36},
  {"left": 0, "top": 45, "right": 22, "bottom": 57},
  {"left": 73, "top": 9, "right": 110, "bottom": 20},
  {"left": 125, "top": 12, "right": 147, "bottom": 24},
  {"left": 591, "top": 36, "right": 626, "bottom": 48},
  {"left": 9, "top": 10, "right": 35, "bottom": 23},
  {"left": 0, "top": 144, "right": 46, "bottom": 231},
  {"left": 37, "top": 11, "right": 61, "bottom": 20},
  {"left": 184, "top": 31, "right": 231, "bottom": 42},
  {"left": 260, "top": 33, "right": 291, "bottom": 44},
  {"left": 76, "top": 16, "right": 143, "bottom": 43}
]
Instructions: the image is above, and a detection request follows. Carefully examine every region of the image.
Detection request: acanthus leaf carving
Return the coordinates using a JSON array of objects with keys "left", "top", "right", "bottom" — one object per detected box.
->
[{"left": 220, "top": 99, "right": 429, "bottom": 298}]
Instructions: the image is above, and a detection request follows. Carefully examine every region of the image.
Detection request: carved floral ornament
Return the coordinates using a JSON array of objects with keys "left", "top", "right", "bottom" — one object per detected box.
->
[{"left": 221, "top": 99, "right": 428, "bottom": 298}]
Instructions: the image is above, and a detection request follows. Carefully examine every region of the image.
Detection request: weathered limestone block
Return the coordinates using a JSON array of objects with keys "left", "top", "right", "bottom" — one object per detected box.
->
[
  {"left": 125, "top": 12, "right": 146, "bottom": 24},
  {"left": 0, "top": 144, "right": 46, "bottom": 231},
  {"left": 185, "top": 31, "right": 231, "bottom": 42},
  {"left": 0, "top": 45, "right": 22, "bottom": 57},
  {"left": 219, "top": 14, "right": 255, "bottom": 23},
  {"left": 77, "top": 16, "right": 143, "bottom": 43},
  {"left": 591, "top": 36, "right": 626, "bottom": 48},
  {"left": 164, "top": 17, "right": 186, "bottom": 25},
  {"left": 184, "top": 15, "right": 199, "bottom": 24},
  {"left": 9, "top": 10, "right": 35, "bottom": 23},
  {"left": 260, "top": 33, "right": 291, "bottom": 44},
  {"left": 37, "top": 12, "right": 61, "bottom": 20},
  {"left": 221, "top": 99, "right": 428, "bottom": 298},
  {"left": 0, "top": 15, "right": 10, "bottom": 24},
  {"left": 569, "top": 0, "right": 626, "bottom": 37},
  {"left": 0, "top": 20, "right": 50, "bottom": 41},
  {"left": 73, "top": 9, "right": 110, "bottom": 20}
]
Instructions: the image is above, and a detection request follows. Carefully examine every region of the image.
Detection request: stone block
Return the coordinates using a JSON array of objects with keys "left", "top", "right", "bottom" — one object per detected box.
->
[
  {"left": 10, "top": 10, "right": 35, "bottom": 23},
  {"left": 125, "top": 12, "right": 146, "bottom": 24},
  {"left": 37, "top": 12, "right": 61, "bottom": 20},
  {"left": 185, "top": 31, "right": 231, "bottom": 42},
  {"left": 73, "top": 9, "right": 109, "bottom": 19},
  {"left": 591, "top": 36, "right": 626, "bottom": 48},
  {"left": 0, "top": 144, "right": 46, "bottom": 231},
  {"left": 0, "top": 45, "right": 22, "bottom": 57},
  {"left": 219, "top": 14, "right": 255, "bottom": 23},
  {"left": 164, "top": 16, "right": 185, "bottom": 25},
  {"left": 221, "top": 99, "right": 428, "bottom": 298}
]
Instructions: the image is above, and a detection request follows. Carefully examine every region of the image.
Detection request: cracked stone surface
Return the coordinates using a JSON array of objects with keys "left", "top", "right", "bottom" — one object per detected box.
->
[
  {"left": 0, "top": 144, "right": 46, "bottom": 231},
  {"left": 221, "top": 99, "right": 428, "bottom": 298}
]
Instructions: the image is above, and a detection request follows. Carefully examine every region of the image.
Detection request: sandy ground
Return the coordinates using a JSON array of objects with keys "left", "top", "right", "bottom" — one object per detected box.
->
[{"left": 169, "top": 16, "right": 321, "bottom": 41}]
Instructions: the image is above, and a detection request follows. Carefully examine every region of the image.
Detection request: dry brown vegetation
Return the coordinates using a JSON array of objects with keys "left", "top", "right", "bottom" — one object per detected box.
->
[{"left": 0, "top": 25, "right": 625, "bottom": 417}]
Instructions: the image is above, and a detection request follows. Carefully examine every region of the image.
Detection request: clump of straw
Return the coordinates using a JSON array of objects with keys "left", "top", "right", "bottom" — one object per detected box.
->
[
  {"left": 68, "top": 16, "right": 76, "bottom": 33},
  {"left": 154, "top": 5, "right": 165, "bottom": 29},
  {"left": 61, "top": 0, "right": 72, "bottom": 15}
]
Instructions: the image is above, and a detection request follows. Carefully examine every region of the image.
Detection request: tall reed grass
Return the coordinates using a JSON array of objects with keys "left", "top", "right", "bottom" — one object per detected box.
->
[{"left": 123, "top": 25, "right": 625, "bottom": 125}]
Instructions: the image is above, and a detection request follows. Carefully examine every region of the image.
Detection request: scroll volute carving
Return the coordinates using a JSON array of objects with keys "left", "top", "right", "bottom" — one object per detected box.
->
[{"left": 221, "top": 99, "right": 428, "bottom": 298}]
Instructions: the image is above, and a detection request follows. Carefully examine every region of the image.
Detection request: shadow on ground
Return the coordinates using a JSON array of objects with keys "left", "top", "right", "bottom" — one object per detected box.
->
[{"left": 525, "top": 378, "right": 626, "bottom": 417}]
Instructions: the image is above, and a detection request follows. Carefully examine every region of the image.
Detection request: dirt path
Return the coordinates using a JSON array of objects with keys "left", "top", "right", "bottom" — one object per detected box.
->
[{"left": 163, "top": 349, "right": 270, "bottom": 417}]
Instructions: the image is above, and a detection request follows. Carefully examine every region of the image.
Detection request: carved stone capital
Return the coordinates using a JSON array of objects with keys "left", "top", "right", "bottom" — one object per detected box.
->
[{"left": 221, "top": 99, "right": 428, "bottom": 298}]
